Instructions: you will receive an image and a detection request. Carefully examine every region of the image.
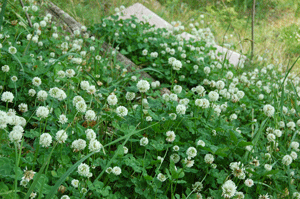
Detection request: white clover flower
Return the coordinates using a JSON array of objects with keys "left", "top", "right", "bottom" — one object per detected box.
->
[
  {"left": 107, "top": 94, "right": 118, "bottom": 106},
  {"left": 287, "top": 121, "right": 296, "bottom": 130},
  {"left": 18, "top": 103, "right": 28, "bottom": 113},
  {"left": 146, "top": 116, "right": 152, "bottom": 121},
  {"left": 85, "top": 110, "right": 96, "bottom": 121},
  {"left": 72, "top": 96, "right": 84, "bottom": 106},
  {"left": 258, "top": 94, "right": 264, "bottom": 100},
  {"left": 173, "top": 145, "right": 179, "bottom": 151},
  {"left": 170, "top": 153, "right": 180, "bottom": 163},
  {"left": 157, "top": 173, "right": 167, "bottom": 182},
  {"left": 166, "top": 131, "right": 176, "bottom": 142},
  {"left": 61, "top": 195, "right": 70, "bottom": 199},
  {"left": 112, "top": 166, "right": 122, "bottom": 175},
  {"left": 0, "top": 111, "right": 9, "bottom": 129},
  {"left": 40, "top": 133, "right": 52, "bottom": 147},
  {"left": 76, "top": 101, "right": 87, "bottom": 113},
  {"left": 173, "top": 85, "right": 182, "bottom": 94},
  {"left": 37, "top": 90, "right": 48, "bottom": 101},
  {"left": 293, "top": 192, "right": 300, "bottom": 199},
  {"left": 264, "top": 164, "right": 272, "bottom": 171},
  {"left": 85, "top": 129, "right": 96, "bottom": 140},
  {"left": 8, "top": 46, "right": 17, "bottom": 54},
  {"left": 58, "top": 114, "right": 68, "bottom": 124},
  {"left": 290, "top": 142, "right": 299, "bottom": 151},
  {"left": 56, "top": 130, "right": 68, "bottom": 143},
  {"left": 204, "top": 66, "right": 210, "bottom": 75},
  {"left": 169, "top": 93, "right": 178, "bottom": 101},
  {"left": 57, "top": 70, "right": 65, "bottom": 78},
  {"left": 216, "top": 80, "right": 225, "bottom": 90},
  {"left": 290, "top": 151, "right": 297, "bottom": 160},
  {"left": 78, "top": 163, "right": 90, "bottom": 177},
  {"left": 204, "top": 154, "right": 214, "bottom": 164},
  {"left": 1, "top": 91, "right": 14, "bottom": 103},
  {"left": 230, "top": 114, "right": 237, "bottom": 121},
  {"left": 89, "top": 139, "right": 103, "bottom": 152},
  {"left": 2, "top": 65, "right": 9, "bottom": 72},
  {"left": 80, "top": 81, "right": 90, "bottom": 91},
  {"left": 9, "top": 130, "right": 23, "bottom": 143},
  {"left": 123, "top": 146, "right": 129, "bottom": 154},
  {"left": 116, "top": 106, "right": 128, "bottom": 117},
  {"left": 263, "top": 104, "right": 275, "bottom": 117},
  {"left": 179, "top": 98, "right": 189, "bottom": 106},
  {"left": 125, "top": 92, "right": 135, "bottom": 101},
  {"left": 32, "top": 77, "right": 41, "bottom": 86},
  {"left": 222, "top": 180, "right": 237, "bottom": 198},
  {"left": 140, "top": 137, "right": 149, "bottom": 146},
  {"left": 87, "top": 85, "right": 96, "bottom": 95},
  {"left": 11, "top": 76, "right": 18, "bottom": 82},
  {"left": 176, "top": 104, "right": 186, "bottom": 115},
  {"left": 197, "top": 140, "right": 205, "bottom": 147},
  {"left": 183, "top": 158, "right": 194, "bottom": 168},
  {"left": 72, "top": 139, "right": 87, "bottom": 151},
  {"left": 208, "top": 91, "right": 219, "bottom": 102},
  {"left": 71, "top": 179, "right": 79, "bottom": 188},
  {"left": 162, "top": 93, "right": 170, "bottom": 101},
  {"left": 137, "top": 80, "right": 150, "bottom": 93},
  {"left": 65, "top": 69, "right": 75, "bottom": 78},
  {"left": 274, "top": 129, "right": 282, "bottom": 137},
  {"left": 142, "top": 49, "right": 148, "bottom": 56},
  {"left": 20, "top": 179, "right": 28, "bottom": 187},
  {"left": 282, "top": 155, "right": 293, "bottom": 166},
  {"left": 171, "top": 59, "right": 182, "bottom": 71},
  {"left": 267, "top": 133, "right": 276, "bottom": 142},
  {"left": 186, "top": 147, "right": 197, "bottom": 158},
  {"left": 36, "top": 106, "right": 49, "bottom": 119},
  {"left": 244, "top": 179, "right": 254, "bottom": 187}
]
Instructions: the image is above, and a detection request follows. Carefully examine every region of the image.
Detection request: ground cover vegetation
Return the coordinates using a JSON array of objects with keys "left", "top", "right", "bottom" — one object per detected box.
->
[
  {"left": 50, "top": 0, "right": 300, "bottom": 70},
  {"left": 1, "top": 0, "right": 300, "bottom": 199}
]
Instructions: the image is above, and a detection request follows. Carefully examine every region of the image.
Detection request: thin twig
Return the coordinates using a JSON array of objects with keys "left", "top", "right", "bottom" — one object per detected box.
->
[{"left": 19, "top": 0, "right": 32, "bottom": 27}]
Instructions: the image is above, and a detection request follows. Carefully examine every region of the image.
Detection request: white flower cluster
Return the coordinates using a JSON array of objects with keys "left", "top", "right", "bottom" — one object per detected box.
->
[
  {"left": 71, "top": 139, "right": 86, "bottom": 151},
  {"left": 222, "top": 180, "right": 237, "bottom": 198},
  {"left": 230, "top": 162, "right": 245, "bottom": 179},
  {"left": 56, "top": 130, "right": 68, "bottom": 143},
  {"left": 9, "top": 125, "right": 24, "bottom": 143},
  {"left": 263, "top": 104, "right": 275, "bottom": 117},
  {"left": 85, "top": 110, "right": 96, "bottom": 121},
  {"left": 1, "top": 91, "right": 14, "bottom": 103},
  {"left": 116, "top": 106, "right": 128, "bottom": 117},
  {"left": 195, "top": 99, "right": 210, "bottom": 108},
  {"left": 140, "top": 137, "right": 149, "bottom": 146},
  {"left": 166, "top": 131, "right": 176, "bottom": 142},
  {"left": 40, "top": 133, "right": 52, "bottom": 147},
  {"left": 157, "top": 173, "right": 167, "bottom": 182},
  {"left": 49, "top": 87, "right": 67, "bottom": 101},
  {"left": 36, "top": 106, "right": 50, "bottom": 119},
  {"left": 176, "top": 104, "right": 186, "bottom": 115},
  {"left": 107, "top": 93, "right": 118, "bottom": 106},
  {"left": 77, "top": 163, "right": 92, "bottom": 178},
  {"left": 204, "top": 154, "right": 214, "bottom": 164},
  {"left": 125, "top": 92, "right": 135, "bottom": 101},
  {"left": 136, "top": 80, "right": 150, "bottom": 93},
  {"left": 168, "top": 57, "right": 182, "bottom": 71}
]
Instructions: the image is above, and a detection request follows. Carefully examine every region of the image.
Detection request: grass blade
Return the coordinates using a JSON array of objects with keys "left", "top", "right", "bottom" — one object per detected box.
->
[
  {"left": 45, "top": 151, "right": 96, "bottom": 199},
  {"left": 0, "top": 0, "right": 8, "bottom": 31},
  {"left": 280, "top": 55, "right": 300, "bottom": 116}
]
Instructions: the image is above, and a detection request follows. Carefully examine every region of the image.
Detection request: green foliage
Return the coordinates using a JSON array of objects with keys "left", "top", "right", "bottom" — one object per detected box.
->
[{"left": 0, "top": 1, "right": 300, "bottom": 199}]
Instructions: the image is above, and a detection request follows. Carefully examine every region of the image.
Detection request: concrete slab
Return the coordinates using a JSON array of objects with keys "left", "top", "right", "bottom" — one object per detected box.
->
[
  {"left": 118, "top": 3, "right": 172, "bottom": 29},
  {"left": 120, "top": 3, "right": 244, "bottom": 66}
]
